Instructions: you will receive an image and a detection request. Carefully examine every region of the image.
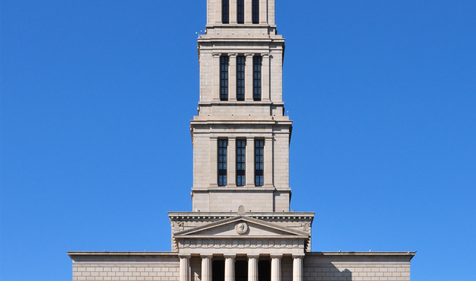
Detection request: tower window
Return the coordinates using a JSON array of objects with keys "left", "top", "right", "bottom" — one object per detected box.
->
[
  {"left": 236, "top": 139, "right": 246, "bottom": 186},
  {"left": 218, "top": 139, "right": 228, "bottom": 186},
  {"left": 252, "top": 0, "right": 259, "bottom": 24},
  {"left": 220, "top": 55, "right": 229, "bottom": 101},
  {"left": 237, "top": 0, "right": 244, "bottom": 24},
  {"left": 237, "top": 56, "right": 245, "bottom": 101},
  {"left": 222, "top": 0, "right": 229, "bottom": 24},
  {"left": 253, "top": 56, "right": 262, "bottom": 101},
  {"left": 255, "top": 139, "right": 264, "bottom": 186}
]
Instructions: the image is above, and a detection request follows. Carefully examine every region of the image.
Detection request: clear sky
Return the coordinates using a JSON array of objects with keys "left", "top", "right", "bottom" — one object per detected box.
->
[{"left": 1, "top": 0, "right": 475, "bottom": 280}]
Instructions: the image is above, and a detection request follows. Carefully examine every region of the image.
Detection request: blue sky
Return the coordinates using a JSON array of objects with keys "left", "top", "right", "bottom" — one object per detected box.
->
[{"left": 1, "top": 0, "right": 475, "bottom": 280}]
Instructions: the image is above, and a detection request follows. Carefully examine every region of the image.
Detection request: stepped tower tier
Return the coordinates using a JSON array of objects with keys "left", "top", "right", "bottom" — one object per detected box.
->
[{"left": 191, "top": 0, "right": 291, "bottom": 213}]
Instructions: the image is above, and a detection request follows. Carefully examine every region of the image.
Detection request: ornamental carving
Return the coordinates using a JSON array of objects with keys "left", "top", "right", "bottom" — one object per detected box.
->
[
  {"left": 235, "top": 222, "right": 248, "bottom": 235},
  {"left": 179, "top": 239, "right": 303, "bottom": 249}
]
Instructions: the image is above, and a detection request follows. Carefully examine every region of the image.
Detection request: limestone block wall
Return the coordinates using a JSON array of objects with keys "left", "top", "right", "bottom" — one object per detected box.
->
[
  {"left": 69, "top": 253, "right": 179, "bottom": 281},
  {"left": 303, "top": 253, "right": 414, "bottom": 281}
]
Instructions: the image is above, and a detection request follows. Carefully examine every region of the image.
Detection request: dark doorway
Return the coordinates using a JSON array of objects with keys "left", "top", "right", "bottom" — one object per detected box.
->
[
  {"left": 258, "top": 260, "right": 271, "bottom": 281},
  {"left": 235, "top": 260, "right": 248, "bottom": 281},
  {"left": 212, "top": 260, "right": 225, "bottom": 281}
]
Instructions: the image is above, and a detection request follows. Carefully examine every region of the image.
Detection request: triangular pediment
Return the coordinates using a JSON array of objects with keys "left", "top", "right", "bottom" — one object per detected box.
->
[{"left": 174, "top": 216, "right": 309, "bottom": 239}]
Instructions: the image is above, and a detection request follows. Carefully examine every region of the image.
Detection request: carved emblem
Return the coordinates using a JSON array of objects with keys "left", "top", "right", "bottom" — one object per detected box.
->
[
  {"left": 238, "top": 205, "right": 245, "bottom": 215},
  {"left": 235, "top": 222, "right": 248, "bottom": 235}
]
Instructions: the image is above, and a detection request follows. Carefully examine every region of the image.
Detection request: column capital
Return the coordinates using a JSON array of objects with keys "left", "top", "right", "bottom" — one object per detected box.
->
[
  {"left": 261, "top": 53, "right": 271, "bottom": 58},
  {"left": 224, "top": 254, "right": 236, "bottom": 259},
  {"left": 247, "top": 255, "right": 260, "bottom": 259},
  {"left": 179, "top": 254, "right": 191, "bottom": 259},
  {"left": 292, "top": 254, "right": 305, "bottom": 259},
  {"left": 212, "top": 52, "right": 222, "bottom": 58},
  {"left": 245, "top": 53, "right": 254, "bottom": 57},
  {"left": 201, "top": 254, "right": 213, "bottom": 259},
  {"left": 229, "top": 53, "right": 238, "bottom": 57},
  {"left": 270, "top": 254, "right": 282, "bottom": 259}
]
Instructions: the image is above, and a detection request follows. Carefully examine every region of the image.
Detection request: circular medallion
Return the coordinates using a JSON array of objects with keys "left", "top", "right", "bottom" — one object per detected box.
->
[{"left": 235, "top": 222, "right": 248, "bottom": 235}]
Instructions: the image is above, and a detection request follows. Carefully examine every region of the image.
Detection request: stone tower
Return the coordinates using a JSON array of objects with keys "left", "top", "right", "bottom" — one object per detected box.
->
[
  {"left": 68, "top": 2, "right": 415, "bottom": 280},
  {"left": 169, "top": 1, "right": 314, "bottom": 281}
]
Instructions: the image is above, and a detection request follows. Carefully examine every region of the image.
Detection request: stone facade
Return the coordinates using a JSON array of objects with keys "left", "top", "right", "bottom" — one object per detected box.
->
[
  {"left": 68, "top": 1, "right": 415, "bottom": 280},
  {"left": 69, "top": 252, "right": 412, "bottom": 281}
]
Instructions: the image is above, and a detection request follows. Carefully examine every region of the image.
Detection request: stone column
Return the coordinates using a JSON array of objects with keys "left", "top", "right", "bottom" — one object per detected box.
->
[
  {"left": 212, "top": 53, "right": 221, "bottom": 101},
  {"left": 230, "top": 0, "right": 237, "bottom": 24},
  {"left": 180, "top": 255, "right": 190, "bottom": 281},
  {"left": 215, "top": 0, "right": 222, "bottom": 24},
  {"left": 245, "top": 0, "right": 252, "bottom": 24},
  {"left": 268, "top": 0, "right": 275, "bottom": 26},
  {"left": 271, "top": 255, "right": 282, "bottom": 281},
  {"left": 264, "top": 136, "right": 273, "bottom": 187},
  {"left": 245, "top": 53, "right": 254, "bottom": 101},
  {"left": 225, "top": 255, "right": 236, "bottom": 281},
  {"left": 202, "top": 255, "right": 213, "bottom": 281},
  {"left": 248, "top": 255, "right": 259, "bottom": 281},
  {"left": 292, "top": 255, "right": 304, "bottom": 281},
  {"left": 210, "top": 137, "right": 218, "bottom": 186},
  {"left": 261, "top": 54, "right": 270, "bottom": 102},
  {"left": 260, "top": 0, "right": 268, "bottom": 24},
  {"left": 228, "top": 137, "right": 237, "bottom": 186},
  {"left": 245, "top": 137, "right": 255, "bottom": 187},
  {"left": 229, "top": 54, "right": 238, "bottom": 102}
]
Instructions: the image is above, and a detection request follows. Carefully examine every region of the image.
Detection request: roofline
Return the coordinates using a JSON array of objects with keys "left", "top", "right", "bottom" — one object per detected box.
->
[
  {"left": 68, "top": 251, "right": 415, "bottom": 258},
  {"left": 307, "top": 252, "right": 416, "bottom": 259},
  {"left": 168, "top": 212, "right": 315, "bottom": 217},
  {"left": 68, "top": 252, "right": 178, "bottom": 257},
  {"left": 173, "top": 215, "right": 310, "bottom": 236}
]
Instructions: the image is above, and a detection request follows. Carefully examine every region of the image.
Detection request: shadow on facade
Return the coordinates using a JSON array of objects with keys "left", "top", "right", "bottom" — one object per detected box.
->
[
  {"left": 303, "top": 258, "right": 352, "bottom": 281},
  {"left": 191, "top": 256, "right": 352, "bottom": 281}
]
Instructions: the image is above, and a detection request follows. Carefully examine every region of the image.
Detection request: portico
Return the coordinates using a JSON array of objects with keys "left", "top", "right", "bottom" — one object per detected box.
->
[{"left": 173, "top": 216, "right": 308, "bottom": 281}]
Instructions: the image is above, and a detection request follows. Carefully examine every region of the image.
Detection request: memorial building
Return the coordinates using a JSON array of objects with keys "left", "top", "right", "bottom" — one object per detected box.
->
[{"left": 68, "top": 1, "right": 415, "bottom": 280}]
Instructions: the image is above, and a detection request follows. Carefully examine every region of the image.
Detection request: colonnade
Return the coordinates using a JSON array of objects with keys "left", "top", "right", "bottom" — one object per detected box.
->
[
  {"left": 213, "top": 0, "right": 275, "bottom": 26},
  {"left": 212, "top": 53, "right": 271, "bottom": 102},
  {"left": 179, "top": 254, "right": 304, "bottom": 281},
  {"left": 209, "top": 135, "right": 273, "bottom": 188}
]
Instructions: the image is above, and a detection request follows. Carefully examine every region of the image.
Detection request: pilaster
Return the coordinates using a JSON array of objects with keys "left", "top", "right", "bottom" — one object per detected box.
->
[
  {"left": 245, "top": 53, "right": 254, "bottom": 101},
  {"left": 228, "top": 137, "right": 237, "bottom": 186},
  {"left": 229, "top": 53, "right": 238, "bottom": 102},
  {"left": 245, "top": 136, "right": 255, "bottom": 187},
  {"left": 210, "top": 137, "right": 218, "bottom": 187},
  {"left": 212, "top": 53, "right": 221, "bottom": 101},
  {"left": 264, "top": 136, "right": 273, "bottom": 187}
]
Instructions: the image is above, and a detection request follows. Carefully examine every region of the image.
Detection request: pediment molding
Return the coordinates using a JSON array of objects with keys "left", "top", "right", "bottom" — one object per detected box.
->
[{"left": 174, "top": 216, "right": 309, "bottom": 239}]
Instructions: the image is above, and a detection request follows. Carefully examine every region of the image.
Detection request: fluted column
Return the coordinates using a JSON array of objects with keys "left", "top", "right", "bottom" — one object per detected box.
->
[
  {"left": 225, "top": 255, "right": 236, "bottom": 281},
  {"left": 293, "top": 255, "right": 304, "bottom": 281},
  {"left": 248, "top": 255, "right": 259, "bottom": 281},
  {"left": 271, "top": 255, "right": 282, "bottom": 281},
  {"left": 180, "top": 255, "right": 190, "bottom": 281},
  {"left": 229, "top": 54, "right": 238, "bottom": 102},
  {"left": 202, "top": 255, "right": 213, "bottom": 281}
]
